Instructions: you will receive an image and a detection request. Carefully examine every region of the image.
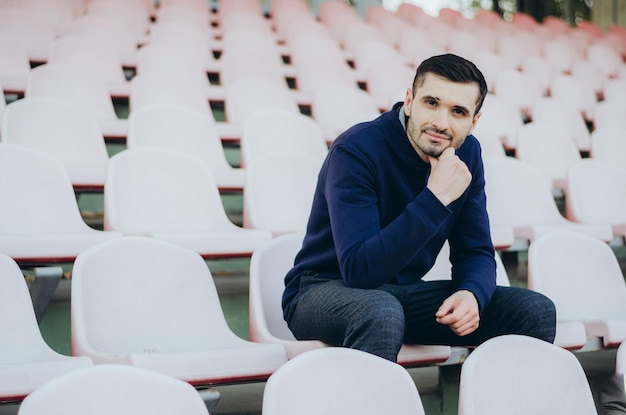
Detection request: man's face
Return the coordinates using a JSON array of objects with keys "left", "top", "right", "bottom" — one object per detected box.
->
[{"left": 403, "top": 73, "right": 481, "bottom": 162}]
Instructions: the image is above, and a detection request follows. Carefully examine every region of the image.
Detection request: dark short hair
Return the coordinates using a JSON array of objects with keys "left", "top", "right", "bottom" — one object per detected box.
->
[{"left": 412, "top": 54, "right": 488, "bottom": 115}]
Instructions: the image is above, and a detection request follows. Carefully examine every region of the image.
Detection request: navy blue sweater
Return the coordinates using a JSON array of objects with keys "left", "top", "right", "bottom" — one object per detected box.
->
[{"left": 282, "top": 102, "right": 496, "bottom": 319}]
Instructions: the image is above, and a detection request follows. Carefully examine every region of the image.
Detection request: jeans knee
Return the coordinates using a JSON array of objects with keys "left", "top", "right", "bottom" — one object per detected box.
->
[{"left": 523, "top": 292, "right": 557, "bottom": 343}]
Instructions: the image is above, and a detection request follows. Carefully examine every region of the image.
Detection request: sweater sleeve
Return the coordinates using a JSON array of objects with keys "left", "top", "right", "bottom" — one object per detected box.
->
[
  {"left": 448, "top": 151, "right": 497, "bottom": 312},
  {"left": 324, "top": 143, "right": 452, "bottom": 289}
]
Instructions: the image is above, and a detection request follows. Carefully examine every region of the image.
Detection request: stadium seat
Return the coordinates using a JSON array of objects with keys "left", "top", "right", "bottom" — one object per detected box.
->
[
  {"left": 590, "top": 127, "right": 626, "bottom": 167},
  {"left": 483, "top": 157, "right": 612, "bottom": 245},
  {"left": 0, "top": 143, "right": 121, "bottom": 263},
  {"left": 104, "top": 148, "right": 271, "bottom": 258},
  {"left": 243, "top": 153, "right": 320, "bottom": 236},
  {"left": 528, "top": 230, "right": 626, "bottom": 348},
  {"left": 126, "top": 103, "right": 244, "bottom": 191},
  {"left": 566, "top": 159, "right": 626, "bottom": 243},
  {"left": 248, "top": 234, "right": 453, "bottom": 365},
  {"left": 25, "top": 63, "right": 128, "bottom": 141},
  {"left": 240, "top": 108, "right": 327, "bottom": 168},
  {"left": 262, "top": 347, "right": 426, "bottom": 415},
  {"left": 458, "top": 334, "right": 597, "bottom": 415},
  {"left": 1, "top": 97, "right": 109, "bottom": 190},
  {"left": 17, "top": 365, "right": 210, "bottom": 415},
  {"left": 529, "top": 97, "right": 591, "bottom": 153},
  {"left": 71, "top": 236, "right": 288, "bottom": 384},
  {"left": 515, "top": 122, "right": 582, "bottom": 195},
  {"left": 0, "top": 252, "right": 93, "bottom": 402}
]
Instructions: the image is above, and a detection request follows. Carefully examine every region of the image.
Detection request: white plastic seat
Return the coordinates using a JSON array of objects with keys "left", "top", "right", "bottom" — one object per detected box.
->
[
  {"left": 528, "top": 230, "right": 626, "bottom": 348},
  {"left": 311, "top": 84, "right": 380, "bottom": 144},
  {"left": 471, "top": 93, "right": 523, "bottom": 151},
  {"left": 566, "top": 159, "right": 626, "bottom": 242},
  {"left": 549, "top": 74, "right": 597, "bottom": 123},
  {"left": 17, "top": 365, "right": 209, "bottom": 415},
  {"left": 0, "top": 252, "right": 93, "bottom": 402},
  {"left": 262, "top": 348, "right": 426, "bottom": 415},
  {"left": 71, "top": 236, "right": 287, "bottom": 384},
  {"left": 0, "top": 34, "right": 31, "bottom": 94},
  {"left": 25, "top": 63, "right": 128, "bottom": 140},
  {"left": 248, "top": 234, "right": 453, "bottom": 365},
  {"left": 223, "top": 79, "right": 301, "bottom": 140},
  {"left": 126, "top": 103, "right": 244, "bottom": 191},
  {"left": 529, "top": 97, "right": 592, "bottom": 152},
  {"left": 48, "top": 35, "right": 131, "bottom": 99},
  {"left": 1, "top": 97, "right": 109, "bottom": 190},
  {"left": 0, "top": 9, "right": 55, "bottom": 64},
  {"left": 515, "top": 122, "right": 582, "bottom": 194},
  {"left": 493, "top": 69, "right": 543, "bottom": 120},
  {"left": 458, "top": 335, "right": 598, "bottom": 415},
  {"left": 240, "top": 109, "right": 328, "bottom": 168},
  {"left": 483, "top": 157, "right": 612, "bottom": 245},
  {"left": 519, "top": 54, "right": 557, "bottom": 96},
  {"left": 590, "top": 126, "right": 626, "bottom": 167},
  {"left": 593, "top": 101, "right": 626, "bottom": 130},
  {"left": 0, "top": 143, "right": 121, "bottom": 263},
  {"left": 365, "top": 59, "right": 415, "bottom": 111},
  {"left": 422, "top": 241, "right": 510, "bottom": 287},
  {"left": 71, "top": 14, "right": 139, "bottom": 68},
  {"left": 147, "top": 21, "right": 217, "bottom": 72},
  {"left": 243, "top": 153, "right": 320, "bottom": 236},
  {"left": 104, "top": 148, "right": 271, "bottom": 258}
]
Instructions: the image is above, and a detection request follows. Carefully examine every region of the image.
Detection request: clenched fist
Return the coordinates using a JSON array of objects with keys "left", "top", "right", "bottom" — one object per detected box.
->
[{"left": 427, "top": 147, "right": 472, "bottom": 206}]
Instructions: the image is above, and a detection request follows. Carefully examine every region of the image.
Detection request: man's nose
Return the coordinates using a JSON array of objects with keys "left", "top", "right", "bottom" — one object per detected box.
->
[{"left": 431, "top": 109, "right": 450, "bottom": 131}]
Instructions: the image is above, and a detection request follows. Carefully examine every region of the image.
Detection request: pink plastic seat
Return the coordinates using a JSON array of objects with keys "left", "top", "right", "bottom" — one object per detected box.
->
[
  {"left": 528, "top": 230, "right": 626, "bottom": 348},
  {"left": 248, "top": 234, "right": 453, "bottom": 365},
  {"left": 483, "top": 157, "right": 612, "bottom": 245},
  {"left": 71, "top": 237, "right": 287, "bottom": 385},
  {"left": 566, "top": 159, "right": 626, "bottom": 242},
  {"left": 458, "top": 335, "right": 597, "bottom": 415},
  {"left": 104, "top": 148, "right": 271, "bottom": 258},
  {"left": 263, "top": 348, "right": 426, "bottom": 415},
  {"left": 0, "top": 252, "right": 93, "bottom": 402},
  {"left": 0, "top": 143, "right": 121, "bottom": 263},
  {"left": 17, "top": 365, "right": 209, "bottom": 415},
  {"left": 2, "top": 97, "right": 109, "bottom": 190}
]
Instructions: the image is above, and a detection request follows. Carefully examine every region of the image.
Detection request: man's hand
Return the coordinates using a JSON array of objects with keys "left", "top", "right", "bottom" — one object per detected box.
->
[
  {"left": 427, "top": 147, "right": 472, "bottom": 206},
  {"left": 435, "top": 290, "right": 480, "bottom": 337}
]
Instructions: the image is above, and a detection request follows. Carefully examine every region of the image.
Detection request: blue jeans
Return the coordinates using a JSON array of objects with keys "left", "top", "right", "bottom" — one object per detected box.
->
[{"left": 285, "top": 274, "right": 557, "bottom": 362}]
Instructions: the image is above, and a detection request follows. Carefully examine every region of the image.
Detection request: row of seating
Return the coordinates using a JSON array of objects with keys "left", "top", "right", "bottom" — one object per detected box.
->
[
  {"left": 14, "top": 336, "right": 613, "bottom": 415},
  {"left": 3, "top": 227, "right": 626, "bottom": 411}
]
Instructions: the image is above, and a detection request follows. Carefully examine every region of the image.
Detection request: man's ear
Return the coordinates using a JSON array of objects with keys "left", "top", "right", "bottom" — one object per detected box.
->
[
  {"left": 403, "top": 88, "right": 413, "bottom": 116},
  {"left": 468, "top": 111, "right": 482, "bottom": 135}
]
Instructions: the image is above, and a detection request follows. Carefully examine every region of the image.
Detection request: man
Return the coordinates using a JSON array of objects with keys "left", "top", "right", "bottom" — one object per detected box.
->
[{"left": 282, "top": 54, "right": 556, "bottom": 362}]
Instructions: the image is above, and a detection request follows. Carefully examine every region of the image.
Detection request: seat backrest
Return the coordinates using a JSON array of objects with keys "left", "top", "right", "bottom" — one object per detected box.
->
[
  {"left": 0, "top": 34, "right": 32, "bottom": 79},
  {"left": 240, "top": 108, "right": 327, "bottom": 167},
  {"left": 591, "top": 127, "right": 626, "bottom": 167},
  {"left": 49, "top": 35, "right": 126, "bottom": 84},
  {"left": 25, "top": 63, "right": 118, "bottom": 121},
  {"left": 104, "top": 148, "right": 232, "bottom": 234},
  {"left": 422, "top": 241, "right": 510, "bottom": 287},
  {"left": 472, "top": 93, "right": 523, "bottom": 151},
  {"left": 224, "top": 78, "right": 300, "bottom": 127},
  {"left": 0, "top": 143, "right": 91, "bottom": 233},
  {"left": 311, "top": 84, "right": 380, "bottom": 142},
  {"left": 458, "top": 334, "right": 597, "bottom": 415},
  {"left": 483, "top": 157, "right": 565, "bottom": 228},
  {"left": 17, "top": 365, "right": 210, "bottom": 415},
  {"left": 0, "top": 252, "right": 57, "bottom": 362},
  {"left": 126, "top": 103, "right": 230, "bottom": 170},
  {"left": 129, "top": 71, "right": 212, "bottom": 116},
  {"left": 515, "top": 122, "right": 581, "bottom": 188},
  {"left": 263, "top": 347, "right": 425, "bottom": 415},
  {"left": 528, "top": 230, "right": 626, "bottom": 321},
  {"left": 1, "top": 97, "right": 109, "bottom": 185},
  {"left": 566, "top": 159, "right": 626, "bottom": 226},
  {"left": 529, "top": 97, "right": 591, "bottom": 152},
  {"left": 243, "top": 153, "right": 320, "bottom": 235},
  {"left": 249, "top": 233, "right": 304, "bottom": 342},
  {"left": 71, "top": 236, "right": 240, "bottom": 358}
]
